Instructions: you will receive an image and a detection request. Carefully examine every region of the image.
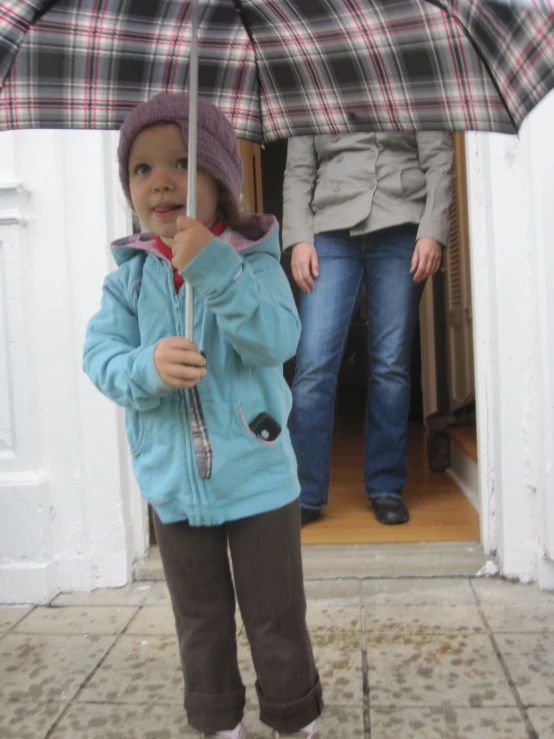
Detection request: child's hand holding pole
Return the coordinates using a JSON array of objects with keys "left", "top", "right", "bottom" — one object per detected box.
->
[
  {"left": 171, "top": 216, "right": 213, "bottom": 271},
  {"left": 154, "top": 337, "right": 207, "bottom": 388}
]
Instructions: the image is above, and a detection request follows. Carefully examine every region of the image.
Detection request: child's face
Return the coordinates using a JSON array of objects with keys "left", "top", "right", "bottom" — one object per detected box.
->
[{"left": 128, "top": 123, "right": 220, "bottom": 246}]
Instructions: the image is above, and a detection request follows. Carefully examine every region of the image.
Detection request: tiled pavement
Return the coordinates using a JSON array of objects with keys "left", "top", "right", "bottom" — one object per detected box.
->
[{"left": 1, "top": 546, "right": 554, "bottom": 738}]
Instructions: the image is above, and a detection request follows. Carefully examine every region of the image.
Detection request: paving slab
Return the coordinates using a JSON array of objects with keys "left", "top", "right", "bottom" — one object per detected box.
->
[
  {"left": 312, "top": 633, "right": 365, "bottom": 706},
  {"left": 50, "top": 702, "right": 192, "bottom": 738},
  {"left": 363, "top": 604, "right": 485, "bottom": 635},
  {"left": 236, "top": 632, "right": 365, "bottom": 709},
  {"left": 495, "top": 633, "right": 554, "bottom": 707},
  {"left": 125, "top": 605, "right": 177, "bottom": 635},
  {"left": 49, "top": 702, "right": 364, "bottom": 738},
  {"left": 527, "top": 708, "right": 554, "bottom": 739},
  {"left": 0, "top": 633, "right": 115, "bottom": 702},
  {"left": 303, "top": 578, "right": 362, "bottom": 602},
  {"left": 481, "top": 603, "right": 554, "bottom": 633},
  {"left": 142, "top": 580, "right": 171, "bottom": 605},
  {"left": 78, "top": 634, "right": 183, "bottom": 706},
  {"left": 12, "top": 606, "right": 138, "bottom": 635},
  {"left": 370, "top": 706, "right": 529, "bottom": 739},
  {"left": 7, "top": 562, "right": 554, "bottom": 739},
  {"left": 306, "top": 602, "right": 362, "bottom": 634},
  {"left": 0, "top": 700, "right": 66, "bottom": 739},
  {"left": 235, "top": 636, "right": 257, "bottom": 707},
  {"left": 362, "top": 578, "right": 476, "bottom": 605},
  {"left": 0, "top": 606, "right": 33, "bottom": 632},
  {"left": 366, "top": 633, "right": 515, "bottom": 708},
  {"left": 51, "top": 583, "right": 152, "bottom": 607},
  {"left": 243, "top": 705, "right": 365, "bottom": 738},
  {"left": 472, "top": 578, "right": 554, "bottom": 604}
]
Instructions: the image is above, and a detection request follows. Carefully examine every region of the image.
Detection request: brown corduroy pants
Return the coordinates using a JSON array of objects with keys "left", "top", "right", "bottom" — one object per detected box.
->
[{"left": 153, "top": 499, "right": 323, "bottom": 735}]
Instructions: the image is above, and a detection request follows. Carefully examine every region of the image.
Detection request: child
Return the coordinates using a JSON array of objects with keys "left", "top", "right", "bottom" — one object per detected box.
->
[{"left": 83, "top": 93, "right": 323, "bottom": 739}]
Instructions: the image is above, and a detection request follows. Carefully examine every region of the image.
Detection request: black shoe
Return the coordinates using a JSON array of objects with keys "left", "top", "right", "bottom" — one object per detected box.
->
[
  {"left": 370, "top": 497, "right": 409, "bottom": 525},
  {"left": 300, "top": 507, "right": 322, "bottom": 526}
]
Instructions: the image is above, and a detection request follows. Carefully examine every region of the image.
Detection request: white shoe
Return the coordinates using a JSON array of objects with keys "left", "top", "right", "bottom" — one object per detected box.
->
[
  {"left": 272, "top": 721, "right": 320, "bottom": 738},
  {"left": 201, "top": 723, "right": 246, "bottom": 739}
]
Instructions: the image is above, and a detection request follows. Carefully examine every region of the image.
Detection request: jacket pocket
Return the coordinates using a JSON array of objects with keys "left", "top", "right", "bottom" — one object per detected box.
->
[
  {"left": 204, "top": 400, "right": 288, "bottom": 500},
  {"left": 125, "top": 409, "right": 144, "bottom": 455},
  {"left": 237, "top": 402, "right": 281, "bottom": 446}
]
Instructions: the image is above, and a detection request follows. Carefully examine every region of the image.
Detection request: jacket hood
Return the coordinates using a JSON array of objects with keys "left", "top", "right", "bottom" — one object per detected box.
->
[{"left": 111, "top": 214, "right": 279, "bottom": 267}]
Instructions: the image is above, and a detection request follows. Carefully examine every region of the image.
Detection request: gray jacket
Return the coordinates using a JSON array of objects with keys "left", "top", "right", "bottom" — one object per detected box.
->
[{"left": 282, "top": 133, "right": 454, "bottom": 250}]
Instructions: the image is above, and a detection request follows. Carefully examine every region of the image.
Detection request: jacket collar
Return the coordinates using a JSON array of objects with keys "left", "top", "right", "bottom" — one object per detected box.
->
[{"left": 111, "top": 214, "right": 278, "bottom": 266}]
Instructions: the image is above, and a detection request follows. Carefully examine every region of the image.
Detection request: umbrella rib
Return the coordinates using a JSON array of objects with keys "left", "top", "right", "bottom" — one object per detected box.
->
[{"left": 230, "top": 0, "right": 264, "bottom": 137}]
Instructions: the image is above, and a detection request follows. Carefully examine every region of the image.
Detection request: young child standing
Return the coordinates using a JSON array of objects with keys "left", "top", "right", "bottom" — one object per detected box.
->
[{"left": 83, "top": 93, "right": 322, "bottom": 739}]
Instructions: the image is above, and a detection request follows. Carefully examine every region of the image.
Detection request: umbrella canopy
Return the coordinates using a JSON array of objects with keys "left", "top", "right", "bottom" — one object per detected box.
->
[{"left": 1, "top": 0, "right": 553, "bottom": 139}]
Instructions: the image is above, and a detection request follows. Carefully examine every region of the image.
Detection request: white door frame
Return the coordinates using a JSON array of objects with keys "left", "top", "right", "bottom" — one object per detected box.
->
[{"left": 466, "top": 89, "right": 554, "bottom": 587}]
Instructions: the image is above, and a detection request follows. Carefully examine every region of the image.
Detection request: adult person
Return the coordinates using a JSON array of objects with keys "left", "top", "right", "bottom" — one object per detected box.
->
[{"left": 283, "top": 133, "right": 453, "bottom": 526}]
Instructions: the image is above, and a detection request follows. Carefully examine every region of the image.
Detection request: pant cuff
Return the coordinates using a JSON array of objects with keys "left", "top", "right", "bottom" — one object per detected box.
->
[
  {"left": 186, "top": 684, "right": 245, "bottom": 734},
  {"left": 368, "top": 492, "right": 403, "bottom": 501},
  {"left": 257, "top": 674, "right": 323, "bottom": 733}
]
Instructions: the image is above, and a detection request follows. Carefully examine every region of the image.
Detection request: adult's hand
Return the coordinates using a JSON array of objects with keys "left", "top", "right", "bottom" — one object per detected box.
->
[
  {"left": 291, "top": 242, "right": 319, "bottom": 294},
  {"left": 410, "top": 237, "right": 442, "bottom": 283}
]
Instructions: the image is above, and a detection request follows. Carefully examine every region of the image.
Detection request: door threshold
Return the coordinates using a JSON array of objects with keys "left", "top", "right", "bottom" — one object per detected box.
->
[{"left": 134, "top": 541, "right": 485, "bottom": 582}]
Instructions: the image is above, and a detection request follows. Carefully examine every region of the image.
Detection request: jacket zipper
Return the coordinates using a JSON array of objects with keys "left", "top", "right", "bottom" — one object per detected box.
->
[{"left": 168, "top": 268, "right": 206, "bottom": 525}]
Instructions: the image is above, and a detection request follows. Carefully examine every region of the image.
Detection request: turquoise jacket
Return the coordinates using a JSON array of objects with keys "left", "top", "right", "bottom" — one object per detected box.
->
[{"left": 83, "top": 215, "right": 301, "bottom": 525}]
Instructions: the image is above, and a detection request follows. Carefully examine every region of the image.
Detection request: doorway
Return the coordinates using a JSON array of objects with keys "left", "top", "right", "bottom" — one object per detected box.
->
[
  {"left": 258, "top": 134, "right": 480, "bottom": 544},
  {"left": 145, "top": 136, "right": 479, "bottom": 548}
]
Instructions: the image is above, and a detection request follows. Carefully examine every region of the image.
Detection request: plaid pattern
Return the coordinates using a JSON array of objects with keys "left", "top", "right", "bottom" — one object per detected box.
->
[
  {"left": 0, "top": 0, "right": 260, "bottom": 135},
  {"left": 493, "top": 0, "right": 554, "bottom": 8},
  {"left": 440, "top": 0, "right": 554, "bottom": 127},
  {"left": 0, "top": 1, "right": 49, "bottom": 81},
  {"left": 189, "top": 385, "right": 213, "bottom": 480},
  {"left": 1, "top": 0, "right": 553, "bottom": 137}
]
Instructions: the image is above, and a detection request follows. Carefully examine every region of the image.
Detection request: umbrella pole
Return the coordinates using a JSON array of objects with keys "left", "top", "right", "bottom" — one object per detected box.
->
[{"left": 185, "top": 0, "right": 199, "bottom": 341}]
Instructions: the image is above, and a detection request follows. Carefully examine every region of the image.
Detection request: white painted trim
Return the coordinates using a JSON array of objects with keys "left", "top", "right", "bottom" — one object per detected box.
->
[
  {"left": 465, "top": 132, "right": 498, "bottom": 556},
  {"left": 0, "top": 214, "right": 28, "bottom": 226},
  {"left": 465, "top": 90, "right": 554, "bottom": 585},
  {"left": 0, "top": 129, "right": 148, "bottom": 604},
  {"left": 0, "top": 183, "right": 29, "bottom": 224},
  {"left": 448, "top": 442, "right": 479, "bottom": 514},
  {"left": 0, "top": 561, "right": 58, "bottom": 606},
  {"left": 528, "top": 94, "right": 554, "bottom": 562},
  {"left": 537, "top": 558, "right": 554, "bottom": 591}
]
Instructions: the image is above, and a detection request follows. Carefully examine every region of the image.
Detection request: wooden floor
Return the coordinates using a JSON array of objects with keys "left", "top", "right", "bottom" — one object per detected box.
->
[{"left": 301, "top": 390, "right": 480, "bottom": 545}]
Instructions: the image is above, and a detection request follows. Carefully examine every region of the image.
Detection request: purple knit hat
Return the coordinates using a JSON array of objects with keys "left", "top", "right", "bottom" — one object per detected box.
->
[{"left": 118, "top": 93, "right": 243, "bottom": 211}]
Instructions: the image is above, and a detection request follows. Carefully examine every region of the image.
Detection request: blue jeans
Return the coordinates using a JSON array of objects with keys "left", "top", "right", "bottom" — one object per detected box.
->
[{"left": 288, "top": 225, "right": 425, "bottom": 509}]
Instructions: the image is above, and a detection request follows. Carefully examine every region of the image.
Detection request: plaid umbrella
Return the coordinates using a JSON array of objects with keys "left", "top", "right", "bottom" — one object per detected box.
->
[
  {"left": 2, "top": 0, "right": 553, "bottom": 479},
  {"left": 1, "top": 0, "right": 553, "bottom": 139}
]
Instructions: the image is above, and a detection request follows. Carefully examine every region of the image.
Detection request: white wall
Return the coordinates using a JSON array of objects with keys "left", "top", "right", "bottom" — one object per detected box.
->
[
  {"left": 467, "top": 90, "right": 554, "bottom": 588},
  {"left": 0, "top": 129, "right": 148, "bottom": 604}
]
